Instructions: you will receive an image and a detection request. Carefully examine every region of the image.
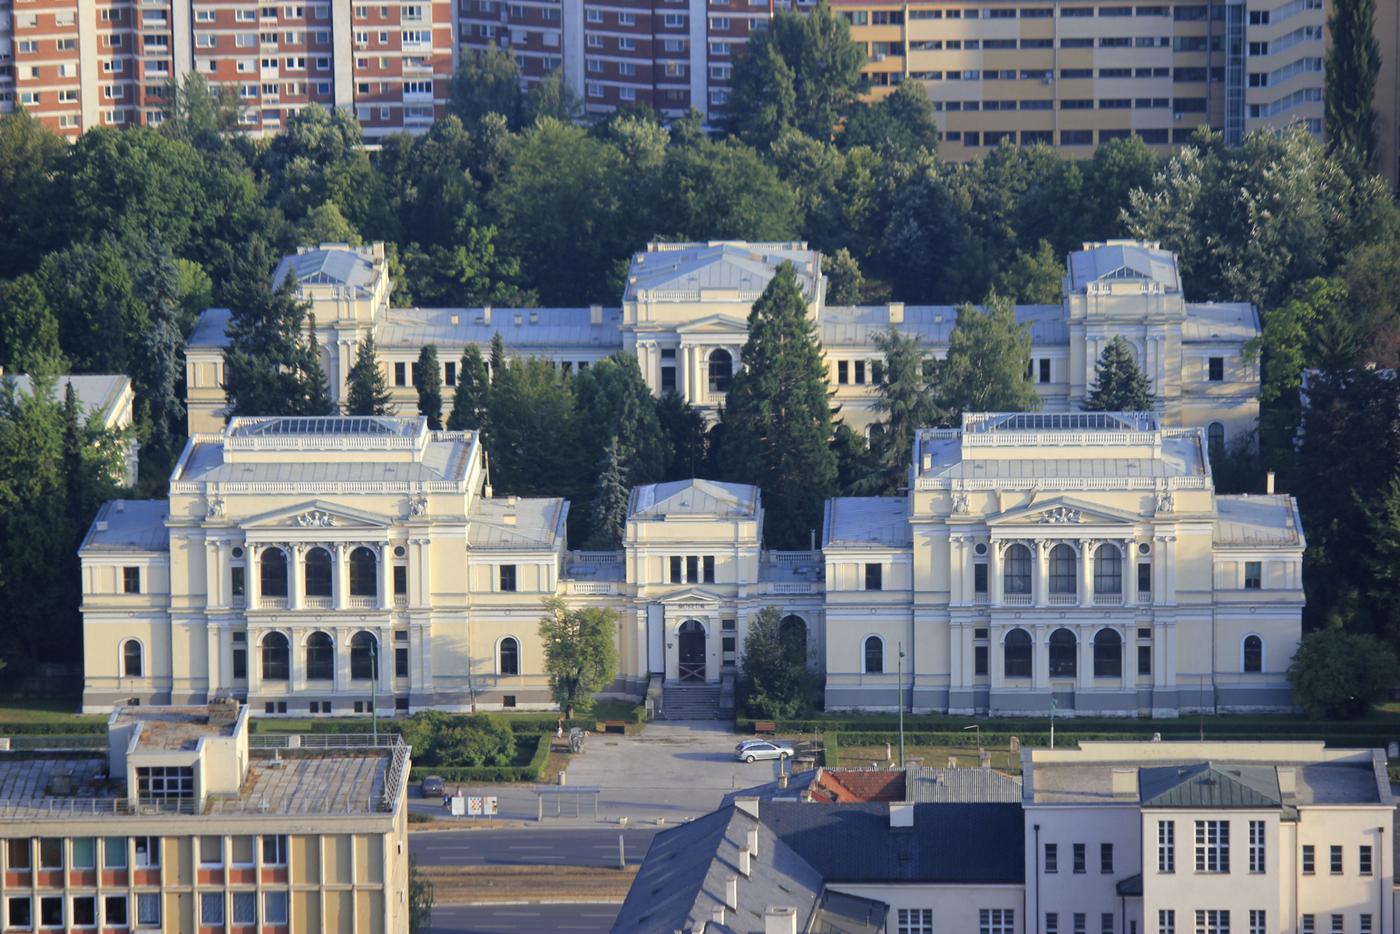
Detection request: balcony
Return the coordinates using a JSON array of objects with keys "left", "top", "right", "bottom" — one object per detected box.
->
[
  {"left": 304, "top": 596, "right": 333, "bottom": 610},
  {"left": 567, "top": 580, "right": 618, "bottom": 595},
  {"left": 1002, "top": 593, "right": 1033, "bottom": 606},
  {"left": 973, "top": 592, "right": 989, "bottom": 605},
  {"left": 1093, "top": 593, "right": 1123, "bottom": 607},
  {"left": 1047, "top": 593, "right": 1077, "bottom": 606},
  {"left": 261, "top": 597, "right": 289, "bottom": 609},
  {"left": 348, "top": 596, "right": 378, "bottom": 609},
  {"left": 394, "top": 595, "right": 409, "bottom": 608}
]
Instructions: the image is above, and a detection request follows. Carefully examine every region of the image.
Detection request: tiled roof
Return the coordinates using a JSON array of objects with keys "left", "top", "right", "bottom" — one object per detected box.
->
[
  {"left": 822, "top": 498, "right": 911, "bottom": 549},
  {"left": 808, "top": 770, "right": 906, "bottom": 804},
  {"left": 630, "top": 479, "right": 759, "bottom": 519},
  {"left": 1138, "top": 762, "right": 1282, "bottom": 808},
  {"left": 1213, "top": 495, "right": 1303, "bottom": 548},
  {"left": 1067, "top": 241, "right": 1180, "bottom": 292},
  {"left": 80, "top": 500, "right": 169, "bottom": 553}
]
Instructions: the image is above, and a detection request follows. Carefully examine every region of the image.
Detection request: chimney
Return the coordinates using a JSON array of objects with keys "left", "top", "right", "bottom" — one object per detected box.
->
[
  {"left": 747, "top": 828, "right": 759, "bottom": 859},
  {"left": 765, "top": 907, "right": 798, "bottom": 934},
  {"left": 725, "top": 877, "right": 738, "bottom": 911},
  {"left": 738, "top": 847, "right": 751, "bottom": 877},
  {"left": 734, "top": 796, "right": 759, "bottom": 819},
  {"left": 921, "top": 450, "right": 932, "bottom": 472},
  {"left": 711, "top": 907, "right": 726, "bottom": 928},
  {"left": 1266, "top": 470, "right": 1276, "bottom": 494},
  {"left": 483, "top": 305, "right": 492, "bottom": 324},
  {"left": 450, "top": 313, "right": 460, "bottom": 326},
  {"left": 1277, "top": 767, "right": 1296, "bottom": 796},
  {"left": 887, "top": 301, "right": 905, "bottom": 324},
  {"left": 1111, "top": 768, "right": 1136, "bottom": 798},
  {"left": 889, "top": 802, "right": 914, "bottom": 829},
  {"left": 590, "top": 304, "right": 603, "bottom": 325}
]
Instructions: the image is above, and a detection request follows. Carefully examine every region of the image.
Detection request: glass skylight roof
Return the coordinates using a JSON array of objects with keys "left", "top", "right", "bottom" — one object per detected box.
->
[
  {"left": 234, "top": 417, "right": 409, "bottom": 436},
  {"left": 971, "top": 412, "right": 1158, "bottom": 432}
]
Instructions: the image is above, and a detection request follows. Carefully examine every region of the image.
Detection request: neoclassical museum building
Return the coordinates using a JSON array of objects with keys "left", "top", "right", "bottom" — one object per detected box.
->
[{"left": 80, "top": 412, "right": 1302, "bottom": 718}]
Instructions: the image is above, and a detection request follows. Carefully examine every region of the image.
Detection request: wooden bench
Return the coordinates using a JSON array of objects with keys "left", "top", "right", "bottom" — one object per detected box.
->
[
  {"left": 596, "top": 720, "right": 627, "bottom": 734},
  {"left": 753, "top": 720, "right": 776, "bottom": 735}
]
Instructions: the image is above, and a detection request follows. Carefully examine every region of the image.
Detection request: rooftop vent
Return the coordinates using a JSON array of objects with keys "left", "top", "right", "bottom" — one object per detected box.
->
[
  {"left": 889, "top": 802, "right": 914, "bottom": 829},
  {"left": 207, "top": 696, "right": 240, "bottom": 726},
  {"left": 765, "top": 907, "right": 798, "bottom": 934},
  {"left": 450, "top": 313, "right": 460, "bottom": 326}
]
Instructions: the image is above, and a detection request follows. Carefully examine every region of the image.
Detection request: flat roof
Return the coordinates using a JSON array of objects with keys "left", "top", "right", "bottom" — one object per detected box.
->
[
  {"left": 1214, "top": 495, "right": 1303, "bottom": 548},
  {"left": 113, "top": 706, "right": 238, "bottom": 752},
  {"left": 376, "top": 306, "right": 623, "bottom": 350},
  {"left": 80, "top": 500, "right": 169, "bottom": 554}
]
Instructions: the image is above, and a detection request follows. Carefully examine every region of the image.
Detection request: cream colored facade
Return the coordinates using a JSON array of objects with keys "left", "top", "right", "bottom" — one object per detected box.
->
[
  {"left": 837, "top": 0, "right": 1326, "bottom": 158},
  {"left": 0, "top": 702, "right": 409, "bottom": 933},
  {"left": 7, "top": 372, "right": 140, "bottom": 486},
  {"left": 186, "top": 239, "right": 1261, "bottom": 452},
  {"left": 1024, "top": 741, "right": 1394, "bottom": 934}
]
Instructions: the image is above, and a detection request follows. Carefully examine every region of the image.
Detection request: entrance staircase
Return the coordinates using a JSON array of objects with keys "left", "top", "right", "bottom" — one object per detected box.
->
[{"left": 660, "top": 683, "right": 722, "bottom": 720}]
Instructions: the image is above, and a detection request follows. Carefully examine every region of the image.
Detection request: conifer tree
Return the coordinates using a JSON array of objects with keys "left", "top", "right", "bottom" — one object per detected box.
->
[
  {"left": 718, "top": 263, "right": 836, "bottom": 548},
  {"left": 346, "top": 334, "right": 393, "bottom": 415},
  {"left": 937, "top": 291, "right": 1040, "bottom": 421},
  {"left": 447, "top": 344, "right": 490, "bottom": 431},
  {"left": 133, "top": 235, "right": 186, "bottom": 461},
  {"left": 657, "top": 392, "right": 708, "bottom": 480},
  {"left": 300, "top": 318, "right": 334, "bottom": 415},
  {"left": 1325, "top": 0, "right": 1380, "bottom": 166},
  {"left": 1083, "top": 336, "right": 1155, "bottom": 412},
  {"left": 224, "top": 242, "right": 319, "bottom": 418},
  {"left": 414, "top": 345, "right": 443, "bottom": 429},
  {"left": 61, "top": 381, "right": 87, "bottom": 527},
  {"left": 866, "top": 328, "right": 940, "bottom": 494},
  {"left": 489, "top": 332, "right": 506, "bottom": 379},
  {"left": 589, "top": 436, "right": 631, "bottom": 547},
  {"left": 573, "top": 353, "right": 669, "bottom": 488}
]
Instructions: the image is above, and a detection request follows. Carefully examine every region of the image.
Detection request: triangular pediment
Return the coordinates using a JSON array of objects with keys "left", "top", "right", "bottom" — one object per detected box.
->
[
  {"left": 241, "top": 500, "right": 392, "bottom": 530},
  {"left": 657, "top": 587, "right": 727, "bottom": 605},
  {"left": 674, "top": 313, "right": 751, "bottom": 335},
  {"left": 988, "top": 496, "right": 1140, "bottom": 528}
]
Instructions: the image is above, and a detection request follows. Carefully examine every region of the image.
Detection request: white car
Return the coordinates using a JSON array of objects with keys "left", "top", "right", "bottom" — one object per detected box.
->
[{"left": 735, "top": 740, "right": 795, "bottom": 763}]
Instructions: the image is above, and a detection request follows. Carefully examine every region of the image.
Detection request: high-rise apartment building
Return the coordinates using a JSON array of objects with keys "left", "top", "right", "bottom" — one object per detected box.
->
[{"left": 0, "top": 0, "right": 453, "bottom": 136}]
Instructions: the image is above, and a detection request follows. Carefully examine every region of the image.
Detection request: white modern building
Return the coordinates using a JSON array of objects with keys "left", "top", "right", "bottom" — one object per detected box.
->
[{"left": 186, "top": 239, "right": 1261, "bottom": 453}]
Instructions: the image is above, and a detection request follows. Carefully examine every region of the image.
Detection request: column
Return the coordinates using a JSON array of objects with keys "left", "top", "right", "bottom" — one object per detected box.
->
[
  {"left": 1162, "top": 536, "right": 1177, "bottom": 606},
  {"left": 1035, "top": 541, "right": 1050, "bottom": 606},
  {"left": 333, "top": 626, "right": 349, "bottom": 695},
  {"left": 1078, "top": 539, "right": 1093, "bottom": 608},
  {"left": 1152, "top": 536, "right": 1166, "bottom": 607},
  {"left": 206, "top": 540, "right": 222, "bottom": 610},
  {"left": 413, "top": 539, "right": 430, "bottom": 607},
  {"left": 247, "top": 626, "right": 262, "bottom": 697},
  {"left": 289, "top": 544, "right": 304, "bottom": 611},
  {"left": 248, "top": 544, "right": 261, "bottom": 610},
  {"left": 377, "top": 626, "right": 393, "bottom": 700},
  {"left": 989, "top": 541, "right": 1002, "bottom": 606},
  {"left": 1032, "top": 626, "right": 1049, "bottom": 690},
  {"left": 1077, "top": 624, "right": 1094, "bottom": 691},
  {"left": 333, "top": 543, "right": 349, "bottom": 610},
  {"left": 989, "top": 629, "right": 1005, "bottom": 691},
  {"left": 377, "top": 543, "right": 391, "bottom": 610},
  {"left": 290, "top": 629, "right": 305, "bottom": 693}
]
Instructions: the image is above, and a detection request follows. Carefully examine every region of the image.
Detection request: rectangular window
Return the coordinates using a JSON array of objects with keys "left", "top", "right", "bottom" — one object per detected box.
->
[
  {"left": 394, "top": 565, "right": 407, "bottom": 596},
  {"left": 200, "top": 893, "right": 224, "bottom": 926},
  {"left": 1158, "top": 910, "right": 1175, "bottom": 934},
  {"left": 444, "top": 362, "right": 456, "bottom": 386},
  {"left": 134, "top": 894, "right": 159, "bottom": 928},
  {"left": 199, "top": 836, "right": 222, "bottom": 867},
  {"left": 1329, "top": 845, "right": 1342, "bottom": 874},
  {"left": 1360, "top": 915, "right": 1372, "bottom": 934},
  {"left": 1248, "top": 821, "right": 1264, "bottom": 872},
  {"left": 1101, "top": 843, "right": 1113, "bottom": 873},
  {"left": 897, "top": 909, "right": 934, "bottom": 934},
  {"left": 1248, "top": 910, "right": 1265, "bottom": 934},
  {"left": 1194, "top": 911, "right": 1228, "bottom": 934},
  {"left": 1359, "top": 844, "right": 1373, "bottom": 875},
  {"left": 39, "top": 898, "right": 61, "bottom": 928},
  {"left": 864, "top": 563, "right": 882, "bottom": 591},
  {"left": 394, "top": 362, "right": 407, "bottom": 386},
  {"left": 264, "top": 892, "right": 289, "bottom": 925},
  {"left": 670, "top": 556, "right": 682, "bottom": 583},
  {"left": 974, "top": 645, "right": 988, "bottom": 676},
  {"left": 1047, "top": 914, "right": 1058, "bottom": 934},
  {"left": 1331, "top": 917, "right": 1343, "bottom": 934},
  {"left": 1045, "top": 843, "right": 1058, "bottom": 873},
  {"left": 1158, "top": 820, "right": 1175, "bottom": 872},
  {"left": 232, "top": 892, "right": 256, "bottom": 925},
  {"left": 123, "top": 567, "right": 141, "bottom": 593},
  {"left": 980, "top": 909, "right": 1014, "bottom": 934},
  {"left": 854, "top": 361, "right": 866, "bottom": 384},
  {"left": 39, "top": 839, "right": 62, "bottom": 869},
  {"left": 69, "top": 837, "right": 96, "bottom": 870},
  {"left": 1038, "top": 359, "right": 1051, "bottom": 383},
  {"left": 1074, "top": 913, "right": 1086, "bottom": 934},
  {"left": 686, "top": 555, "right": 698, "bottom": 584},
  {"left": 974, "top": 563, "right": 988, "bottom": 594},
  {"left": 1302, "top": 844, "right": 1314, "bottom": 874},
  {"left": 232, "top": 636, "right": 247, "bottom": 678},
  {"left": 1138, "top": 644, "right": 1152, "bottom": 675},
  {"left": 137, "top": 766, "right": 193, "bottom": 800},
  {"left": 261, "top": 835, "right": 288, "bottom": 866},
  {"left": 498, "top": 565, "right": 516, "bottom": 592},
  {"left": 703, "top": 556, "right": 715, "bottom": 584},
  {"left": 1073, "top": 843, "right": 1086, "bottom": 873},
  {"left": 837, "top": 360, "right": 848, "bottom": 384},
  {"left": 8, "top": 898, "right": 31, "bottom": 929},
  {"left": 133, "top": 837, "right": 159, "bottom": 869},
  {"left": 1208, "top": 356, "right": 1224, "bottom": 381},
  {"left": 7, "top": 838, "right": 29, "bottom": 869},
  {"left": 1195, "top": 820, "right": 1229, "bottom": 873},
  {"left": 1102, "top": 914, "right": 1114, "bottom": 934},
  {"left": 1301, "top": 917, "right": 1315, "bottom": 934},
  {"left": 73, "top": 896, "right": 97, "bottom": 927},
  {"left": 1137, "top": 562, "right": 1151, "bottom": 596},
  {"left": 1244, "top": 562, "right": 1262, "bottom": 589}
]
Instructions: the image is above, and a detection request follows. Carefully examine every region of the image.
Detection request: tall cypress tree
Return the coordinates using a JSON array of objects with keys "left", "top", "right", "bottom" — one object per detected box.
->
[
  {"left": 414, "top": 344, "right": 444, "bottom": 429},
  {"left": 589, "top": 435, "right": 631, "bottom": 548},
  {"left": 937, "top": 291, "right": 1040, "bottom": 421},
  {"left": 346, "top": 334, "right": 393, "bottom": 415},
  {"left": 867, "top": 328, "right": 940, "bottom": 494},
  {"left": 1325, "top": 0, "right": 1380, "bottom": 166},
  {"left": 489, "top": 332, "right": 506, "bottom": 380},
  {"left": 300, "top": 318, "right": 334, "bottom": 415},
  {"left": 1083, "top": 336, "right": 1155, "bottom": 412},
  {"left": 447, "top": 344, "right": 490, "bottom": 431},
  {"left": 224, "top": 242, "right": 317, "bottom": 418},
  {"left": 718, "top": 262, "right": 836, "bottom": 548},
  {"left": 133, "top": 234, "right": 185, "bottom": 462}
]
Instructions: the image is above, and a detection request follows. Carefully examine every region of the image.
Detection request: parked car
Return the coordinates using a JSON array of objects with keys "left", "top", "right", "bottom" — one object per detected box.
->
[
  {"left": 420, "top": 775, "right": 444, "bottom": 797},
  {"left": 735, "top": 740, "right": 795, "bottom": 763}
]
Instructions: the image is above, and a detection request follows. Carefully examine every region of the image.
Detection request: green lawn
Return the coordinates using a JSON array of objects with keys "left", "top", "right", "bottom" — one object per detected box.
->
[{"left": 0, "top": 698, "right": 103, "bottom": 726}]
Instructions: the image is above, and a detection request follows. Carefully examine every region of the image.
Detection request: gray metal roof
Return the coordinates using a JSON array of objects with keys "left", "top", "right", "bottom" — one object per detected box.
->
[
  {"left": 1213, "top": 495, "right": 1303, "bottom": 548},
  {"left": 820, "top": 304, "right": 1068, "bottom": 348},
  {"left": 7, "top": 374, "right": 130, "bottom": 419},
  {"left": 274, "top": 246, "right": 378, "bottom": 293},
  {"left": 1067, "top": 241, "right": 1180, "bottom": 292},
  {"left": 625, "top": 241, "right": 820, "bottom": 301},
  {"left": 1139, "top": 762, "right": 1282, "bottom": 808},
  {"left": 822, "top": 497, "right": 911, "bottom": 549},
  {"left": 80, "top": 500, "right": 169, "bottom": 553},
  {"left": 906, "top": 767, "right": 1023, "bottom": 803},
  {"left": 808, "top": 890, "right": 888, "bottom": 934},
  {"left": 1183, "top": 302, "right": 1259, "bottom": 343},
  {"left": 630, "top": 479, "right": 759, "bottom": 519},
  {"left": 468, "top": 497, "right": 567, "bottom": 549},
  {"left": 375, "top": 306, "right": 623, "bottom": 351},
  {"left": 187, "top": 307, "right": 232, "bottom": 348},
  {"left": 174, "top": 433, "right": 469, "bottom": 486}
]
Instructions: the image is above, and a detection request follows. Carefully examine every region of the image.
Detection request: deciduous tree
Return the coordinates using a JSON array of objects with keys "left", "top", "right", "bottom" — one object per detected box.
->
[
  {"left": 738, "top": 606, "right": 813, "bottom": 719},
  {"left": 539, "top": 598, "right": 620, "bottom": 718},
  {"left": 0, "top": 276, "right": 64, "bottom": 374},
  {"left": 1288, "top": 627, "right": 1398, "bottom": 719},
  {"left": 937, "top": 292, "right": 1039, "bottom": 420}
]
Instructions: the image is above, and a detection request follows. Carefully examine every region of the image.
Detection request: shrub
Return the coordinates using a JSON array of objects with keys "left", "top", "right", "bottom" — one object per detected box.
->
[
  {"left": 398, "top": 711, "right": 517, "bottom": 767},
  {"left": 1288, "top": 628, "right": 1400, "bottom": 719}
]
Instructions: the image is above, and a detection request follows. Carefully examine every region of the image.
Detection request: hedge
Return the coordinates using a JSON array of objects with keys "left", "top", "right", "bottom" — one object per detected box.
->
[
  {"left": 827, "top": 730, "right": 1399, "bottom": 757},
  {"left": 408, "top": 733, "right": 551, "bottom": 783},
  {"left": 737, "top": 715, "right": 1400, "bottom": 741},
  {"left": 0, "top": 721, "right": 107, "bottom": 735}
]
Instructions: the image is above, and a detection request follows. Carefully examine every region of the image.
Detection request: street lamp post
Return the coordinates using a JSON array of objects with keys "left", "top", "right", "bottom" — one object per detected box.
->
[
  {"left": 370, "top": 639, "right": 378, "bottom": 743},
  {"left": 897, "top": 641, "right": 906, "bottom": 768}
]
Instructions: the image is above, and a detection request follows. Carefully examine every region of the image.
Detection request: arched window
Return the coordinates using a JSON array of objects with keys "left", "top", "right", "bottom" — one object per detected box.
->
[
  {"left": 1049, "top": 544, "right": 1077, "bottom": 594},
  {"left": 708, "top": 349, "right": 733, "bottom": 394},
  {"left": 499, "top": 637, "right": 520, "bottom": 676},
  {"left": 1049, "top": 628, "right": 1077, "bottom": 677},
  {"left": 305, "top": 631, "right": 334, "bottom": 681},
  {"left": 1207, "top": 422, "right": 1225, "bottom": 457},
  {"left": 122, "top": 640, "right": 143, "bottom": 678},
  {"left": 1004, "top": 628, "right": 1033, "bottom": 678},
  {"left": 261, "top": 632, "right": 289, "bottom": 681},
  {"left": 1094, "top": 544, "right": 1122, "bottom": 595},
  {"left": 260, "top": 548, "right": 288, "bottom": 599},
  {"left": 1004, "top": 543, "right": 1032, "bottom": 595},
  {"left": 863, "top": 636, "right": 883, "bottom": 674},
  {"left": 780, "top": 615, "right": 808, "bottom": 667},
  {"left": 1093, "top": 629, "right": 1122, "bottom": 678},
  {"left": 304, "top": 547, "right": 332, "bottom": 598},
  {"left": 350, "top": 631, "right": 378, "bottom": 680},
  {"left": 349, "top": 547, "right": 378, "bottom": 597},
  {"left": 1242, "top": 635, "right": 1263, "bottom": 673}
]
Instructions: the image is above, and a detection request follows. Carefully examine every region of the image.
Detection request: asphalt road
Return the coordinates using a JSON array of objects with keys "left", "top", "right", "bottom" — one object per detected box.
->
[
  {"left": 430, "top": 903, "right": 618, "bottom": 934},
  {"left": 410, "top": 827, "right": 660, "bottom": 867}
]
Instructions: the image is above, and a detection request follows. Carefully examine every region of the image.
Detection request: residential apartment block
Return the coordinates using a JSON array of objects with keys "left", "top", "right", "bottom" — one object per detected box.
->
[
  {"left": 617, "top": 741, "right": 1397, "bottom": 934},
  {"left": 0, "top": 0, "right": 453, "bottom": 136},
  {"left": 79, "top": 408, "right": 1303, "bottom": 718},
  {"left": 0, "top": 700, "right": 410, "bottom": 933},
  {"left": 185, "top": 238, "right": 1263, "bottom": 452}
]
